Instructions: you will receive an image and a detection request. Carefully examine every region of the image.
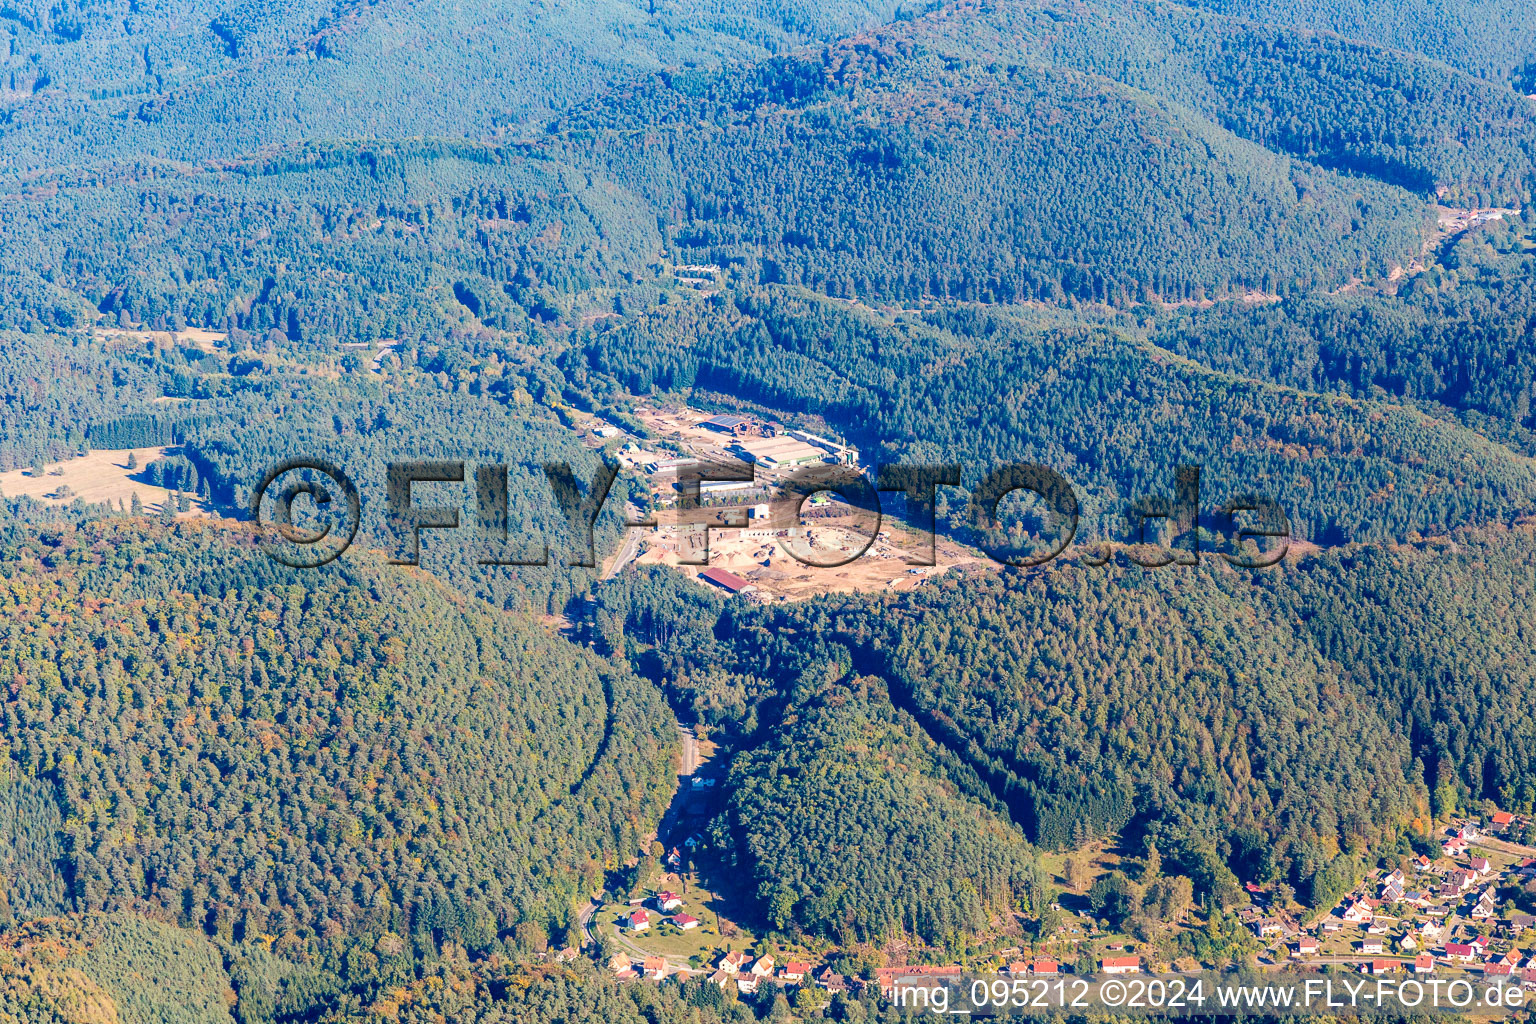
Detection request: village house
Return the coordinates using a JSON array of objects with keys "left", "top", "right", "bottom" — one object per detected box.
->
[
  {"left": 1447, "top": 942, "right": 1477, "bottom": 962},
  {"left": 1033, "top": 959, "right": 1060, "bottom": 975},
  {"left": 627, "top": 909, "right": 651, "bottom": 933},
  {"left": 609, "top": 953, "right": 634, "bottom": 974},
  {"left": 1493, "top": 811, "right": 1515, "bottom": 827},
  {"left": 1399, "top": 935, "right": 1418, "bottom": 951},
  {"left": 1007, "top": 960, "right": 1031, "bottom": 975},
  {"left": 1487, "top": 964, "right": 1514, "bottom": 978},
  {"left": 874, "top": 967, "right": 963, "bottom": 997},
  {"left": 1415, "top": 855, "right": 1434, "bottom": 871},
  {"left": 1472, "top": 892, "right": 1498, "bottom": 920},
  {"left": 736, "top": 976, "right": 759, "bottom": 995},
  {"left": 655, "top": 892, "right": 683, "bottom": 913},
  {"left": 1360, "top": 938, "right": 1385, "bottom": 955},
  {"left": 782, "top": 962, "right": 810, "bottom": 983},
  {"left": 1470, "top": 935, "right": 1491, "bottom": 956},
  {"left": 751, "top": 956, "right": 776, "bottom": 978},
  {"left": 707, "top": 970, "right": 731, "bottom": 989},
  {"left": 1444, "top": 839, "right": 1468, "bottom": 858},
  {"left": 643, "top": 957, "right": 666, "bottom": 981},
  {"left": 814, "top": 966, "right": 849, "bottom": 993},
  {"left": 1102, "top": 956, "right": 1141, "bottom": 975},
  {"left": 1510, "top": 914, "right": 1536, "bottom": 937},
  {"left": 672, "top": 913, "right": 700, "bottom": 930},
  {"left": 1322, "top": 919, "right": 1344, "bottom": 933},
  {"left": 719, "top": 951, "right": 751, "bottom": 974},
  {"left": 1414, "top": 954, "right": 1435, "bottom": 974},
  {"left": 1470, "top": 856, "right": 1492, "bottom": 875},
  {"left": 1254, "top": 918, "right": 1286, "bottom": 938},
  {"left": 1369, "top": 960, "right": 1396, "bottom": 975},
  {"left": 1294, "top": 937, "right": 1319, "bottom": 957},
  {"left": 1343, "top": 902, "right": 1374, "bottom": 924}
]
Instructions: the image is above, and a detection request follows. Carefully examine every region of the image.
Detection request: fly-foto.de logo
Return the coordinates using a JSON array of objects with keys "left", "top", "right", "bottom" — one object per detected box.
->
[{"left": 249, "top": 457, "right": 1291, "bottom": 570}]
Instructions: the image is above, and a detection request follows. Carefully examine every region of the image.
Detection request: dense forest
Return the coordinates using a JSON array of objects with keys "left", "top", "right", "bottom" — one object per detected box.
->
[
  {"left": 0, "top": 517, "right": 676, "bottom": 963},
  {"left": 583, "top": 523, "right": 1536, "bottom": 941},
  {"left": 558, "top": 41, "right": 1430, "bottom": 303},
  {"left": 6, "top": 0, "right": 1536, "bottom": 1019}
]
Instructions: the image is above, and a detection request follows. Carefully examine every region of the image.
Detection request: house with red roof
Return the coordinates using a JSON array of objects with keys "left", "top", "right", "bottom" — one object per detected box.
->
[
  {"left": 1033, "top": 959, "right": 1059, "bottom": 974},
  {"left": 643, "top": 956, "right": 667, "bottom": 980},
  {"left": 655, "top": 891, "right": 683, "bottom": 912},
  {"left": 672, "top": 913, "right": 700, "bottom": 930},
  {"left": 1102, "top": 956, "right": 1141, "bottom": 974},
  {"left": 1414, "top": 954, "right": 1434, "bottom": 974},
  {"left": 1493, "top": 811, "right": 1514, "bottom": 826},
  {"left": 782, "top": 962, "right": 810, "bottom": 983},
  {"left": 1369, "top": 960, "right": 1396, "bottom": 975},
  {"left": 1446, "top": 943, "right": 1476, "bottom": 962},
  {"left": 627, "top": 909, "right": 651, "bottom": 932}
]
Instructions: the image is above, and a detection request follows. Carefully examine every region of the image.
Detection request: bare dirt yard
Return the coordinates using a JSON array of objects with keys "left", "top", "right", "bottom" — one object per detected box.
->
[
  {"left": 633, "top": 510, "right": 987, "bottom": 601},
  {"left": 0, "top": 447, "right": 212, "bottom": 517}
]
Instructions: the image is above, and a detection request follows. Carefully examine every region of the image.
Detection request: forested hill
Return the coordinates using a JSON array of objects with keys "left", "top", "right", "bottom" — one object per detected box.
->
[
  {"left": 0, "top": 0, "right": 905, "bottom": 175},
  {"left": 892, "top": 0, "right": 1536, "bottom": 202},
  {"left": 581, "top": 287, "right": 1536, "bottom": 545},
  {"left": 1185, "top": 0, "right": 1536, "bottom": 83},
  {"left": 557, "top": 34, "right": 1433, "bottom": 303},
  {"left": 0, "top": 517, "right": 677, "bottom": 955},
  {"left": 594, "top": 525, "right": 1536, "bottom": 938}
]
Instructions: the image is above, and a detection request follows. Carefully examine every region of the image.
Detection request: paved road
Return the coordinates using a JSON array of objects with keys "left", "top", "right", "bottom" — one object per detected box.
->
[
  {"left": 601, "top": 504, "right": 647, "bottom": 580},
  {"left": 679, "top": 724, "right": 699, "bottom": 776}
]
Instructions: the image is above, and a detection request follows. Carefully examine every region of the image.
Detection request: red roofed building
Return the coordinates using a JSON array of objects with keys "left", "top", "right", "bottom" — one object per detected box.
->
[
  {"left": 1414, "top": 955, "right": 1434, "bottom": 974},
  {"left": 1370, "top": 960, "right": 1396, "bottom": 975},
  {"left": 672, "top": 913, "right": 700, "bottom": 930},
  {"left": 1102, "top": 957, "right": 1141, "bottom": 974},
  {"left": 1033, "top": 959, "right": 1059, "bottom": 974},
  {"left": 643, "top": 956, "right": 666, "bottom": 980},
  {"left": 700, "top": 567, "right": 754, "bottom": 594},
  {"left": 1493, "top": 811, "right": 1515, "bottom": 826},
  {"left": 783, "top": 962, "right": 810, "bottom": 982},
  {"left": 1447, "top": 943, "right": 1476, "bottom": 961},
  {"left": 1006, "top": 960, "right": 1031, "bottom": 975},
  {"left": 628, "top": 909, "right": 651, "bottom": 932}
]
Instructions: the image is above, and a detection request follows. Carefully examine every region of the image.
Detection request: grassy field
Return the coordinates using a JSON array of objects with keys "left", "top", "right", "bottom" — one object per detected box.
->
[{"left": 0, "top": 447, "right": 210, "bottom": 516}]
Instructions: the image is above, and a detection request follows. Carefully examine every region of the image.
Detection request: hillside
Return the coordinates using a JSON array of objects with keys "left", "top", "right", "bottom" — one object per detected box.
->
[
  {"left": 896, "top": 0, "right": 1536, "bottom": 201},
  {"left": 718, "top": 684, "right": 1042, "bottom": 944},
  {"left": 559, "top": 41, "right": 1432, "bottom": 302},
  {"left": 0, "top": 0, "right": 904, "bottom": 175},
  {"left": 583, "top": 287, "right": 1536, "bottom": 545},
  {"left": 0, "top": 914, "right": 239, "bottom": 1024},
  {"left": 1185, "top": 0, "right": 1536, "bottom": 83},
  {"left": 0, "top": 517, "right": 676, "bottom": 952}
]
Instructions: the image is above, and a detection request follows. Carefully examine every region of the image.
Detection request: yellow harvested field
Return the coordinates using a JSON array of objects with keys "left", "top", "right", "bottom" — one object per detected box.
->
[{"left": 0, "top": 447, "right": 211, "bottom": 517}]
